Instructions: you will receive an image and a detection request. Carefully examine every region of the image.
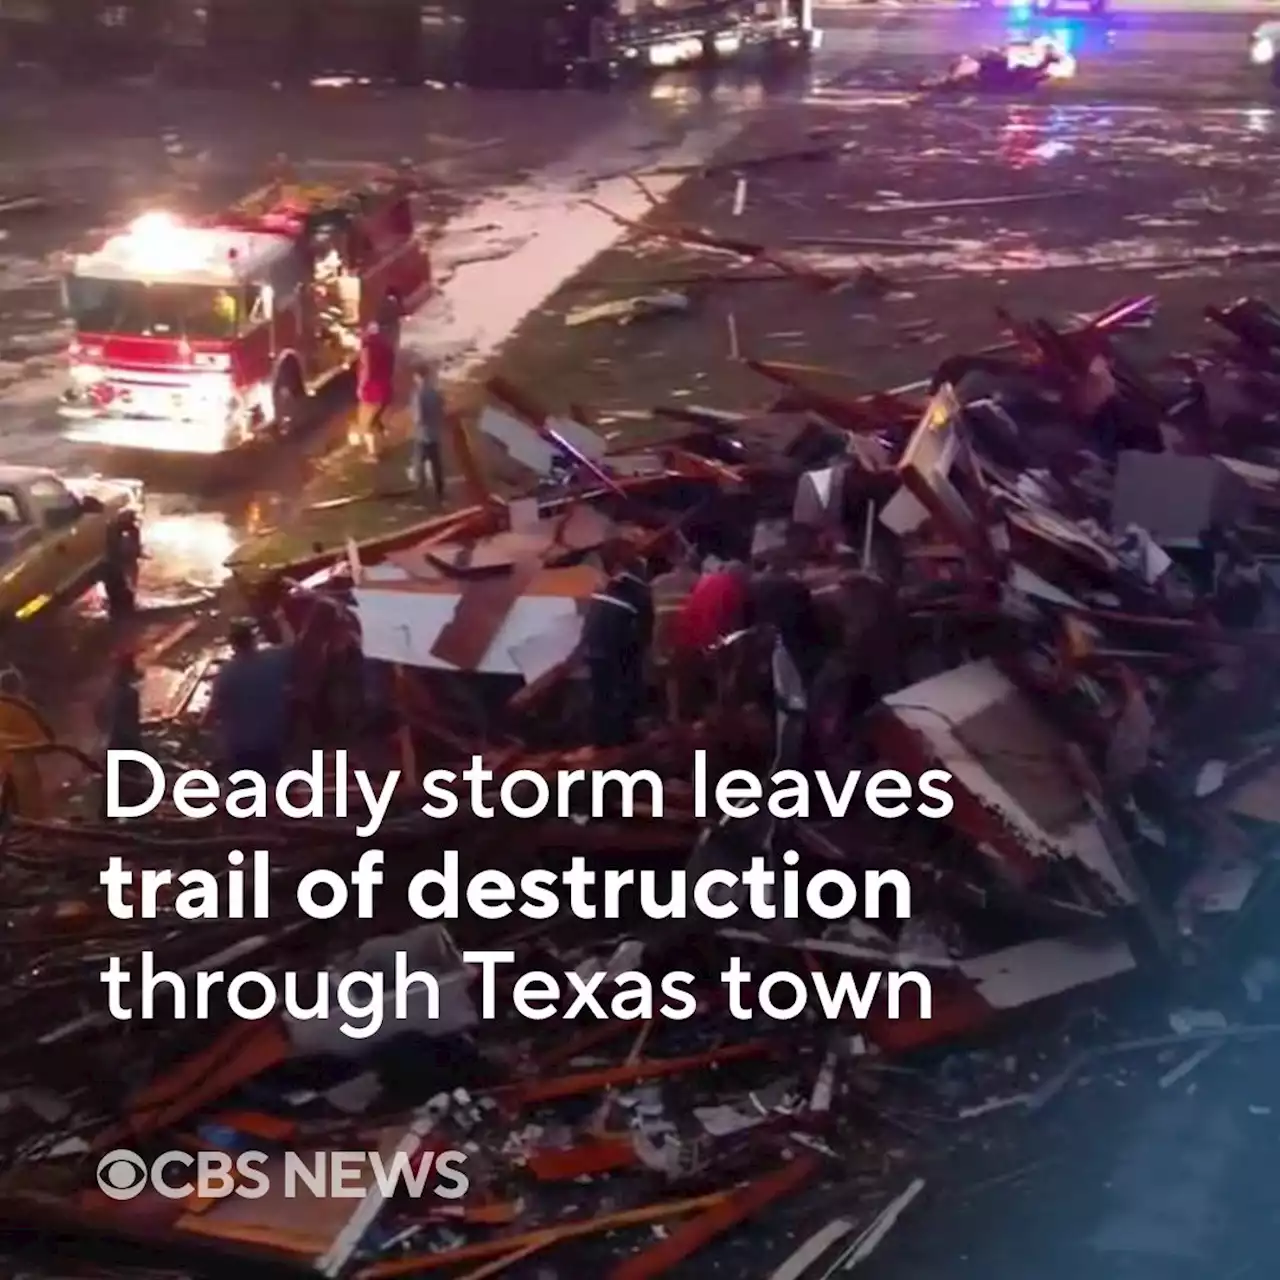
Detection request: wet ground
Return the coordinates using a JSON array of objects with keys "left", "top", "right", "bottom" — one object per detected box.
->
[
  {"left": 0, "top": 88, "right": 746, "bottom": 569},
  {"left": 3, "top": 12, "right": 1280, "bottom": 1275},
  {"left": 0, "top": 5, "right": 1272, "bottom": 583},
  {"left": 818, "top": 3, "right": 1263, "bottom": 99}
]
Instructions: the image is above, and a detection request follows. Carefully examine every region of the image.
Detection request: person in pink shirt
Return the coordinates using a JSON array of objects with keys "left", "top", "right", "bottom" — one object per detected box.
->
[
  {"left": 666, "top": 561, "right": 751, "bottom": 716},
  {"left": 674, "top": 561, "right": 749, "bottom": 655},
  {"left": 356, "top": 321, "right": 396, "bottom": 461}
]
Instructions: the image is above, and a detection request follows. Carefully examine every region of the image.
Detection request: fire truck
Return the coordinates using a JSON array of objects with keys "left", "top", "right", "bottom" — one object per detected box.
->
[{"left": 59, "top": 178, "right": 431, "bottom": 453}]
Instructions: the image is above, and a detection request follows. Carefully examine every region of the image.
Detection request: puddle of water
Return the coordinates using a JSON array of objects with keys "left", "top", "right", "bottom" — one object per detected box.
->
[{"left": 141, "top": 504, "right": 239, "bottom": 593}]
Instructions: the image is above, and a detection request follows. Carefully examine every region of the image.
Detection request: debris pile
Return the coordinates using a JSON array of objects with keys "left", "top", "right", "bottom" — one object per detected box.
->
[{"left": 8, "top": 291, "right": 1280, "bottom": 1277}]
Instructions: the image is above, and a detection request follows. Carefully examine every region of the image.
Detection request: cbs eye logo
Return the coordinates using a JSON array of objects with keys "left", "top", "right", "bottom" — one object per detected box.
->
[{"left": 96, "top": 1149, "right": 150, "bottom": 1200}]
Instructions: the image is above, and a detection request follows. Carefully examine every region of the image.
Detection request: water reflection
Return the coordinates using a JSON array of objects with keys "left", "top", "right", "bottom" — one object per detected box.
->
[
  {"left": 1246, "top": 107, "right": 1274, "bottom": 135},
  {"left": 141, "top": 507, "right": 238, "bottom": 592},
  {"left": 998, "top": 105, "right": 1075, "bottom": 166},
  {"left": 647, "top": 69, "right": 768, "bottom": 109}
]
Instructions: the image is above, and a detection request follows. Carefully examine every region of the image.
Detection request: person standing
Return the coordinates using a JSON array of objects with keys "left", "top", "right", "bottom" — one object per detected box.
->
[
  {"left": 356, "top": 321, "right": 396, "bottom": 462},
  {"left": 673, "top": 560, "right": 750, "bottom": 657},
  {"left": 651, "top": 548, "right": 701, "bottom": 645},
  {"left": 751, "top": 550, "right": 824, "bottom": 687},
  {"left": 580, "top": 555, "right": 653, "bottom": 748},
  {"left": 207, "top": 622, "right": 294, "bottom": 782},
  {"left": 409, "top": 361, "right": 447, "bottom": 504},
  {"left": 102, "top": 510, "right": 141, "bottom": 621}
]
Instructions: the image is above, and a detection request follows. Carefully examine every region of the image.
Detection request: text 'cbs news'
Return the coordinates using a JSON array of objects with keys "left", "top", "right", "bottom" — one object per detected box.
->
[{"left": 95, "top": 1147, "right": 470, "bottom": 1201}]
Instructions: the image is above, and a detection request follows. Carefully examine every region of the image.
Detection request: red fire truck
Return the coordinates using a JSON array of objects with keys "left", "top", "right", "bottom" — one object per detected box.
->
[{"left": 59, "top": 178, "right": 431, "bottom": 453}]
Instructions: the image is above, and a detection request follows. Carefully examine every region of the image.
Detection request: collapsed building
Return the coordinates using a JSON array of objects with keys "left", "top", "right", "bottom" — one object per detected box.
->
[{"left": 2, "top": 284, "right": 1280, "bottom": 1276}]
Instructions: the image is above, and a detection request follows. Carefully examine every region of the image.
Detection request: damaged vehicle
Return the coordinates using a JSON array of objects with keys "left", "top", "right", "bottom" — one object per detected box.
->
[
  {"left": 0, "top": 467, "right": 142, "bottom": 625},
  {"left": 924, "top": 34, "right": 1076, "bottom": 93}
]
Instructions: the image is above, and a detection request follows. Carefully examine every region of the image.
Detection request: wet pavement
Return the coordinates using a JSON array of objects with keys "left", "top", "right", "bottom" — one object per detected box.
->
[
  {"left": 0, "top": 86, "right": 749, "bottom": 589},
  {"left": 0, "top": 10, "right": 1273, "bottom": 688},
  {"left": 0, "top": 37, "right": 1266, "bottom": 629},
  {"left": 815, "top": 4, "right": 1265, "bottom": 100}
]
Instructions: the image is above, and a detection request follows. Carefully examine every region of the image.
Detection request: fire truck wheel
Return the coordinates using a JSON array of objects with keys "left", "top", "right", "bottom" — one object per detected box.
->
[{"left": 272, "top": 361, "right": 309, "bottom": 436}]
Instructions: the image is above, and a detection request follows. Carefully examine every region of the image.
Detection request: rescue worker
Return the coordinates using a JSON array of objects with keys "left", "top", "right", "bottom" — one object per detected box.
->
[
  {"left": 97, "top": 651, "right": 144, "bottom": 818},
  {"left": 207, "top": 621, "right": 293, "bottom": 782},
  {"left": 356, "top": 320, "right": 397, "bottom": 462},
  {"left": 580, "top": 553, "right": 653, "bottom": 748},
  {"left": 408, "top": 361, "right": 447, "bottom": 504},
  {"left": 102, "top": 510, "right": 141, "bottom": 621}
]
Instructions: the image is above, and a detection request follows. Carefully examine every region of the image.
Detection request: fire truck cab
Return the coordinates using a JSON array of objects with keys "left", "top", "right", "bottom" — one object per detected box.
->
[{"left": 60, "top": 180, "right": 430, "bottom": 453}]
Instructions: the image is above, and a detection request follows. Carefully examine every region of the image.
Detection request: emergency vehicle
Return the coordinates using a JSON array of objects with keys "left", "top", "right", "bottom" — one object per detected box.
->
[
  {"left": 578, "top": 0, "right": 817, "bottom": 83},
  {"left": 59, "top": 177, "right": 431, "bottom": 453}
]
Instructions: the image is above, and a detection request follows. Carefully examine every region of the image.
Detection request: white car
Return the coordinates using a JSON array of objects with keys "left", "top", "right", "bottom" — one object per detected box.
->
[{"left": 1251, "top": 22, "right": 1280, "bottom": 83}]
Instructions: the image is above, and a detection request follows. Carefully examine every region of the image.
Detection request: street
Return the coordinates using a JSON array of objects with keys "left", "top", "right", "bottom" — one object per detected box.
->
[{"left": 2, "top": 13, "right": 1280, "bottom": 1275}]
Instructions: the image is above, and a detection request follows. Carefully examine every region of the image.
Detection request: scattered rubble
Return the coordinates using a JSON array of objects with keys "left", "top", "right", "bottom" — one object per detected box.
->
[{"left": 9, "top": 283, "right": 1280, "bottom": 1278}]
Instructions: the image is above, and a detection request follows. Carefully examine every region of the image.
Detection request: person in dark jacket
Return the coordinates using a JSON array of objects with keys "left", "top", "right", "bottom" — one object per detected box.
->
[
  {"left": 751, "top": 552, "right": 825, "bottom": 687},
  {"left": 409, "top": 361, "right": 447, "bottom": 503},
  {"left": 102, "top": 511, "right": 141, "bottom": 621},
  {"left": 208, "top": 622, "right": 294, "bottom": 781},
  {"left": 580, "top": 555, "right": 653, "bottom": 747}
]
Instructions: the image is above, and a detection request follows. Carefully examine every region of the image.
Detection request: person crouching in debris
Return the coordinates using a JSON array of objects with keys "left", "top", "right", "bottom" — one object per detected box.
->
[
  {"left": 207, "top": 621, "right": 294, "bottom": 782},
  {"left": 580, "top": 551, "right": 653, "bottom": 747},
  {"left": 97, "top": 651, "right": 144, "bottom": 818},
  {"left": 672, "top": 559, "right": 751, "bottom": 713},
  {"left": 751, "top": 547, "right": 825, "bottom": 689},
  {"left": 356, "top": 320, "right": 397, "bottom": 463},
  {"left": 1211, "top": 530, "right": 1264, "bottom": 629},
  {"left": 408, "top": 360, "right": 447, "bottom": 504}
]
